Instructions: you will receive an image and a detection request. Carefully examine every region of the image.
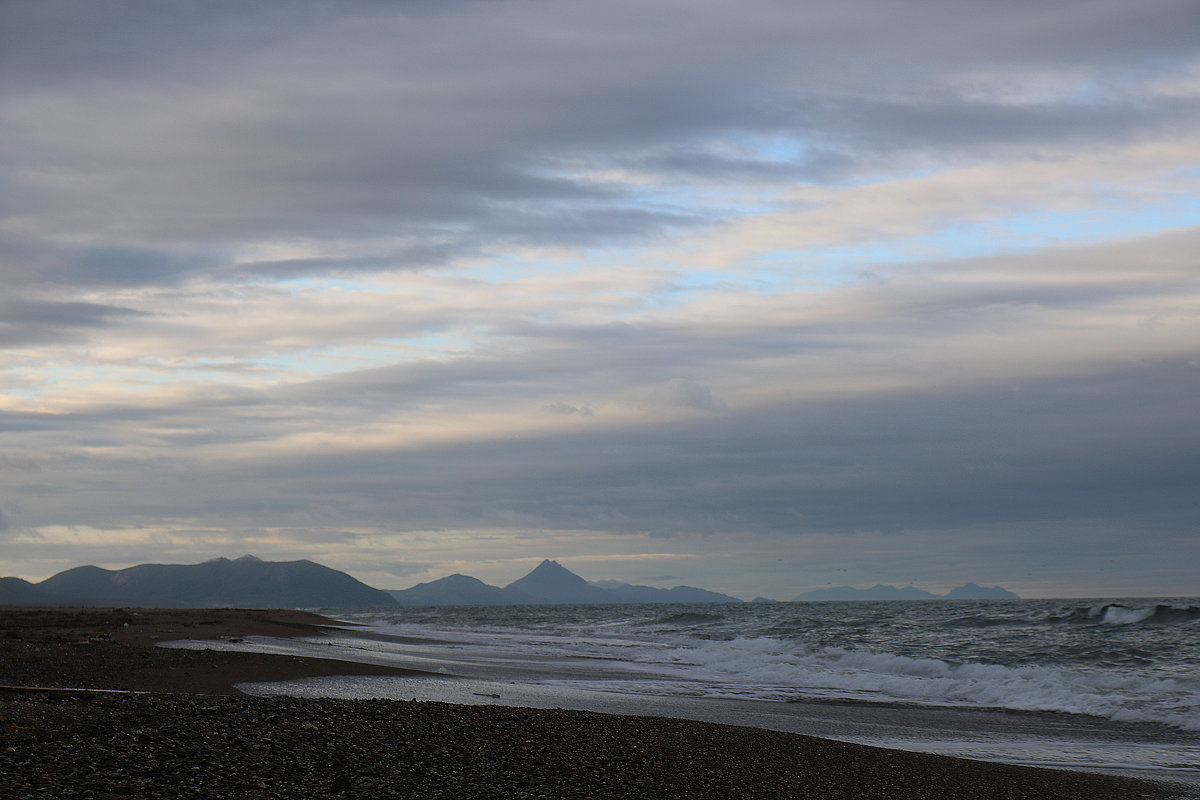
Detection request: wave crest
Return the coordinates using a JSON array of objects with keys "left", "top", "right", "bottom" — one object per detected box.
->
[
  {"left": 652, "top": 636, "right": 1200, "bottom": 730},
  {"left": 1044, "top": 603, "right": 1200, "bottom": 627}
]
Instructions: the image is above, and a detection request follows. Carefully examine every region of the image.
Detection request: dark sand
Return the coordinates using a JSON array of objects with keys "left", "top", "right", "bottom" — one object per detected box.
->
[
  {"left": 1, "top": 606, "right": 434, "bottom": 695},
  {"left": 1, "top": 606, "right": 1191, "bottom": 799}
]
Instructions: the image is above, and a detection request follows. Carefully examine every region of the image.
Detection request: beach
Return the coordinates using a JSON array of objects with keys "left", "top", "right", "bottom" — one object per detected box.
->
[{"left": 1, "top": 607, "right": 1192, "bottom": 799}]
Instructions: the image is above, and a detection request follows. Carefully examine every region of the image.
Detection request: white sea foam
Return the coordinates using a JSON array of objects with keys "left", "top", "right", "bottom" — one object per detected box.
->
[
  {"left": 324, "top": 615, "right": 1200, "bottom": 732},
  {"left": 204, "top": 600, "right": 1200, "bottom": 785},
  {"left": 1098, "top": 604, "right": 1157, "bottom": 625},
  {"left": 596, "top": 635, "right": 1200, "bottom": 730},
  {"left": 164, "top": 602, "right": 1200, "bottom": 749}
]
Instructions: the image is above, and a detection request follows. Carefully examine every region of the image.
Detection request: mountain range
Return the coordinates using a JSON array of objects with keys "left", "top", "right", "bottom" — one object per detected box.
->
[
  {"left": 792, "top": 582, "right": 1019, "bottom": 601},
  {"left": 0, "top": 555, "right": 397, "bottom": 608},
  {"left": 387, "top": 560, "right": 741, "bottom": 605},
  {"left": 2, "top": 555, "right": 1016, "bottom": 607},
  {"left": 0, "top": 556, "right": 739, "bottom": 608}
]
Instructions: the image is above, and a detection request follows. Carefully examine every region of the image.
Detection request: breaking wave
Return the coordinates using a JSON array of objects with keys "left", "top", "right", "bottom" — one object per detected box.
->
[
  {"left": 637, "top": 636, "right": 1200, "bottom": 730},
  {"left": 326, "top": 598, "right": 1200, "bottom": 733},
  {"left": 1048, "top": 603, "right": 1200, "bottom": 627},
  {"left": 943, "top": 602, "right": 1200, "bottom": 629}
]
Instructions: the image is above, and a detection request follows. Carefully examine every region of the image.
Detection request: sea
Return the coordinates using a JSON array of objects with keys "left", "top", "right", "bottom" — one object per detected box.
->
[{"left": 164, "top": 598, "right": 1200, "bottom": 788}]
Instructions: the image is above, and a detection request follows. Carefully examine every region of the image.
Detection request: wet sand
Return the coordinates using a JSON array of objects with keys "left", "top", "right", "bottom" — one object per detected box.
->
[{"left": 1, "top": 606, "right": 1190, "bottom": 799}]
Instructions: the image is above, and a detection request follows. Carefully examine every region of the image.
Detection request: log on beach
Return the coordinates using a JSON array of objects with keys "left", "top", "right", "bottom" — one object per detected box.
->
[{"left": 0, "top": 607, "right": 1189, "bottom": 800}]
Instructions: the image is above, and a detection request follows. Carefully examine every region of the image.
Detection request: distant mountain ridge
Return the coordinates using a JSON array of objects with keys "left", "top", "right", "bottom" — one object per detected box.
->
[
  {"left": 793, "top": 582, "right": 1019, "bottom": 601},
  {"left": 3, "top": 555, "right": 1012, "bottom": 608},
  {"left": 392, "top": 573, "right": 517, "bottom": 606},
  {"left": 0, "top": 555, "right": 397, "bottom": 608},
  {"left": 389, "top": 559, "right": 742, "bottom": 606},
  {"left": 2, "top": 556, "right": 741, "bottom": 609}
]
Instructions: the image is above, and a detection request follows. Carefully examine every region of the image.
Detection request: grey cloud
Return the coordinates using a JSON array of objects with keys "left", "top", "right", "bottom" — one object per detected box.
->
[
  {"left": 354, "top": 360, "right": 1196, "bottom": 538},
  {"left": 21, "top": 358, "right": 1197, "bottom": 545},
  {"left": 0, "top": 455, "right": 42, "bottom": 473},
  {"left": 811, "top": 94, "right": 1200, "bottom": 162},
  {"left": 663, "top": 379, "right": 729, "bottom": 414},
  {"left": 230, "top": 246, "right": 460, "bottom": 279},
  {"left": 2, "top": 0, "right": 1198, "bottom": 592},
  {"left": 0, "top": 411, "right": 60, "bottom": 434},
  {"left": 543, "top": 402, "right": 595, "bottom": 417},
  {"left": 56, "top": 246, "right": 212, "bottom": 286},
  {"left": 0, "top": 299, "right": 145, "bottom": 346},
  {"left": 2, "top": 226, "right": 1192, "bottom": 443},
  {"left": 1, "top": 239, "right": 218, "bottom": 288},
  {"left": 0, "top": 300, "right": 135, "bottom": 325},
  {"left": 6, "top": 1, "right": 1194, "bottom": 92},
  {"left": 235, "top": 229, "right": 1197, "bottom": 421},
  {"left": 377, "top": 562, "right": 437, "bottom": 579},
  {"left": 4, "top": 0, "right": 1197, "bottom": 286},
  {"left": 0, "top": 1, "right": 328, "bottom": 88}
]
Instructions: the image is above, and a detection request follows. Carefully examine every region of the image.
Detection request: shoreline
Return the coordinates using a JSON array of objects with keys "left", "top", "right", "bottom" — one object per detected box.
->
[
  {"left": 0, "top": 606, "right": 438, "bottom": 695},
  {"left": 1, "top": 606, "right": 1191, "bottom": 799}
]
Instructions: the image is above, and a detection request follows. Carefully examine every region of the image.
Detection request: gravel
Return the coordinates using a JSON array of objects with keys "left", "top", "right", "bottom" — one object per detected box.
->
[{"left": 3, "top": 691, "right": 1190, "bottom": 800}]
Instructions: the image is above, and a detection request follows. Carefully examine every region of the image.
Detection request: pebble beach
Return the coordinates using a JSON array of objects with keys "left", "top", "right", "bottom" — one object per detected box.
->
[{"left": 1, "top": 607, "right": 1191, "bottom": 799}]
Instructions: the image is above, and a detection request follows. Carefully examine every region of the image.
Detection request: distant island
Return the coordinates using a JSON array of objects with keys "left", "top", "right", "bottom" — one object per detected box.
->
[
  {"left": 793, "top": 582, "right": 1019, "bottom": 601},
  {"left": 0, "top": 556, "right": 740, "bottom": 608}
]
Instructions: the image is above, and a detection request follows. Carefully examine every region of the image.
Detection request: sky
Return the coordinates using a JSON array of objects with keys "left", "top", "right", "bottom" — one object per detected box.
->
[{"left": 2, "top": 0, "right": 1199, "bottom": 600}]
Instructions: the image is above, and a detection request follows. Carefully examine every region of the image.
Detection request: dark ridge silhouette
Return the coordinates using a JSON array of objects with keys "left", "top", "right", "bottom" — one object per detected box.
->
[
  {"left": 944, "top": 582, "right": 1021, "bottom": 600},
  {"left": 793, "top": 583, "right": 1019, "bottom": 601},
  {"left": 388, "top": 573, "right": 523, "bottom": 606},
  {"left": 502, "top": 559, "right": 615, "bottom": 604},
  {"left": 389, "top": 559, "right": 742, "bottom": 606},
  {"left": 0, "top": 576, "right": 49, "bottom": 605},
  {"left": 3, "top": 555, "right": 397, "bottom": 608},
  {"left": 4, "top": 556, "right": 743, "bottom": 609}
]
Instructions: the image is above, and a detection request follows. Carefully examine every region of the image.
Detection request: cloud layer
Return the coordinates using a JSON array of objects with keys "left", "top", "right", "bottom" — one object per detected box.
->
[{"left": 2, "top": 0, "right": 1199, "bottom": 597}]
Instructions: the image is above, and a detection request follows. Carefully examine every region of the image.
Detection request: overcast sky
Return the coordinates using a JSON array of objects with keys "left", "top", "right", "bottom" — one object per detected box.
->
[{"left": 2, "top": 0, "right": 1199, "bottom": 599}]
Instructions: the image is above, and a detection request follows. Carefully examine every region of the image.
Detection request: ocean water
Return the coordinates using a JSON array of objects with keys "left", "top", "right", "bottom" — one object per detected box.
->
[
  {"left": 328, "top": 599, "right": 1200, "bottom": 727},
  {"left": 166, "top": 598, "right": 1200, "bottom": 785}
]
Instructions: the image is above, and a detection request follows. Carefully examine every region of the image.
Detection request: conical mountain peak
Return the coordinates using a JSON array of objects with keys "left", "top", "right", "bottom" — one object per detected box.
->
[
  {"left": 527, "top": 559, "right": 577, "bottom": 577},
  {"left": 504, "top": 559, "right": 609, "bottom": 602},
  {"left": 387, "top": 558, "right": 742, "bottom": 606}
]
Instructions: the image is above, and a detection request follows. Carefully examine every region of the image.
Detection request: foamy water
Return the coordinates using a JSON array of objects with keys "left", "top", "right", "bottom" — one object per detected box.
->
[
  {"left": 163, "top": 598, "right": 1200, "bottom": 785},
  {"left": 311, "top": 598, "right": 1200, "bottom": 730}
]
